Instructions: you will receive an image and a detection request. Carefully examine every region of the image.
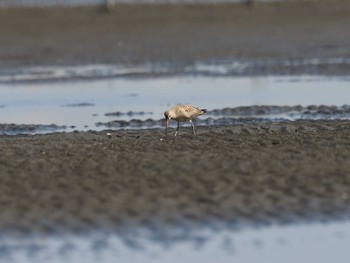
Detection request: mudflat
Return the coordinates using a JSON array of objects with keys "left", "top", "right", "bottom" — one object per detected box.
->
[
  {"left": 1, "top": 120, "right": 350, "bottom": 233},
  {"left": 0, "top": 0, "right": 350, "bottom": 70},
  {"left": 1, "top": 0, "right": 350, "bottom": 234}
]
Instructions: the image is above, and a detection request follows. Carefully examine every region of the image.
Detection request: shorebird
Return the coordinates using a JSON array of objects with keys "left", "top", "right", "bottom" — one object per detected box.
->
[{"left": 164, "top": 105, "right": 207, "bottom": 136}]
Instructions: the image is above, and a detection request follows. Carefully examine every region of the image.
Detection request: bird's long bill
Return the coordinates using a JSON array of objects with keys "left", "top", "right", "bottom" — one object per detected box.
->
[{"left": 165, "top": 118, "right": 170, "bottom": 134}]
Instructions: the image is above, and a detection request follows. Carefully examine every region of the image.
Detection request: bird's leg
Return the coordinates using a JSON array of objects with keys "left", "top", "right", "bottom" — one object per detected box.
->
[
  {"left": 175, "top": 122, "right": 180, "bottom": 136},
  {"left": 190, "top": 120, "right": 196, "bottom": 135}
]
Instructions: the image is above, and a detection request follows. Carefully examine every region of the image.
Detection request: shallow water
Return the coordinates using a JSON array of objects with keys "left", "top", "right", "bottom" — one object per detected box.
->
[
  {"left": 1, "top": 220, "right": 350, "bottom": 263},
  {"left": 1, "top": 75, "right": 350, "bottom": 134}
]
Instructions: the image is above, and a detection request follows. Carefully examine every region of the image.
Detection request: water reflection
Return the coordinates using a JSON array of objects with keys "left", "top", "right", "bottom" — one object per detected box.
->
[{"left": 1, "top": 220, "right": 350, "bottom": 263}]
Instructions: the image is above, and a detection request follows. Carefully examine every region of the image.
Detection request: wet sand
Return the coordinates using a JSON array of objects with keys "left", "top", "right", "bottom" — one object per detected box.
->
[
  {"left": 1, "top": 120, "right": 350, "bottom": 233},
  {"left": 1, "top": 0, "right": 350, "bottom": 75}
]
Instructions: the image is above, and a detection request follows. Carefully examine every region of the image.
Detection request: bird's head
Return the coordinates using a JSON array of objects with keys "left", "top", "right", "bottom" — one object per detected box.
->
[
  {"left": 164, "top": 110, "right": 172, "bottom": 134},
  {"left": 164, "top": 110, "right": 171, "bottom": 120}
]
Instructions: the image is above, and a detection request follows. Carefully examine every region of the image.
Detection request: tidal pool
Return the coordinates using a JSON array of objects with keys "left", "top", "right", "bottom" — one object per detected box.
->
[
  {"left": 1, "top": 75, "right": 350, "bottom": 133},
  {"left": 1, "top": 220, "right": 350, "bottom": 263}
]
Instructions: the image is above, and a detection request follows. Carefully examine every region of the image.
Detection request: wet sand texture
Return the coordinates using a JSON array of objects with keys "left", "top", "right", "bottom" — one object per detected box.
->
[
  {"left": 1, "top": 0, "right": 350, "bottom": 70},
  {"left": 1, "top": 120, "right": 350, "bottom": 233}
]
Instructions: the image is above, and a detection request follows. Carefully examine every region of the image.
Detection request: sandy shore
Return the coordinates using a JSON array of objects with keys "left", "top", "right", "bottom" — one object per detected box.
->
[
  {"left": 1, "top": 120, "right": 350, "bottom": 233},
  {"left": 1, "top": 0, "right": 350, "bottom": 75}
]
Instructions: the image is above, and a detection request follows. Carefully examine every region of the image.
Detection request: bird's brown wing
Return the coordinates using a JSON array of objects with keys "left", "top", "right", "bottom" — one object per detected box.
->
[{"left": 182, "top": 105, "right": 205, "bottom": 118}]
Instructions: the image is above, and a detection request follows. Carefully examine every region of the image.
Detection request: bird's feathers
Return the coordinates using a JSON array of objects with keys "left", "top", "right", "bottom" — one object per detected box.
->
[
  {"left": 164, "top": 104, "right": 207, "bottom": 135},
  {"left": 167, "top": 105, "right": 206, "bottom": 121}
]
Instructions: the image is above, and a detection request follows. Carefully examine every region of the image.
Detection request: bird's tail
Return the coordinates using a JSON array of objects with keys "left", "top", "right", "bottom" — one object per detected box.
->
[{"left": 201, "top": 109, "right": 207, "bottom": 115}]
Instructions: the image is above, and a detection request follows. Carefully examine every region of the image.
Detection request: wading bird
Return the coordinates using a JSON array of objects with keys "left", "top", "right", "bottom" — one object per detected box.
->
[{"left": 164, "top": 105, "right": 207, "bottom": 136}]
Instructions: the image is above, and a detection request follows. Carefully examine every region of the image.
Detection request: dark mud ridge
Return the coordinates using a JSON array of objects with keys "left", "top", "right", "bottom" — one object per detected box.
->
[
  {"left": 208, "top": 105, "right": 350, "bottom": 116},
  {"left": 62, "top": 102, "right": 95, "bottom": 107},
  {"left": 0, "top": 123, "right": 67, "bottom": 135},
  {"left": 105, "top": 111, "right": 153, "bottom": 117}
]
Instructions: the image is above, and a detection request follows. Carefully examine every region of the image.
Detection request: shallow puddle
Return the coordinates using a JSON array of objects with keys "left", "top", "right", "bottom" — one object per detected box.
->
[
  {"left": 1, "top": 75, "right": 350, "bottom": 134},
  {"left": 1, "top": 220, "right": 350, "bottom": 263}
]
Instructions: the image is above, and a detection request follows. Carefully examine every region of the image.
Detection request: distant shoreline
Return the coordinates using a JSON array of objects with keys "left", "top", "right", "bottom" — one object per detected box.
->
[{"left": 1, "top": 0, "right": 349, "bottom": 73}]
